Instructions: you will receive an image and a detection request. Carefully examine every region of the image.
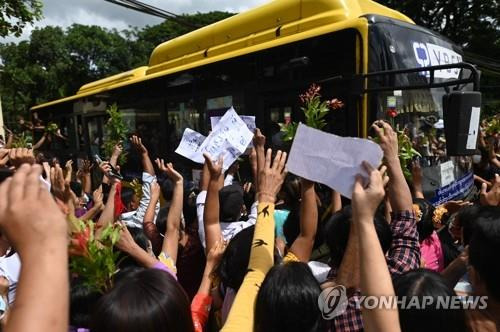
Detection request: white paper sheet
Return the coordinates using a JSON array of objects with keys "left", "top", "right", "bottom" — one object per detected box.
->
[
  {"left": 174, "top": 128, "right": 206, "bottom": 163},
  {"left": 211, "top": 114, "right": 256, "bottom": 132},
  {"left": 286, "top": 123, "right": 383, "bottom": 199},
  {"left": 199, "top": 107, "right": 253, "bottom": 170},
  {"left": 440, "top": 160, "right": 455, "bottom": 187}
]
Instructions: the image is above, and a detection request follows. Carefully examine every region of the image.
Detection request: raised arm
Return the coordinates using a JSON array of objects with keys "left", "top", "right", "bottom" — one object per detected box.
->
[
  {"left": 353, "top": 161, "right": 400, "bottom": 332},
  {"left": 109, "top": 143, "right": 123, "bottom": 169},
  {"left": 131, "top": 135, "right": 154, "bottom": 176},
  {"left": 156, "top": 159, "right": 184, "bottom": 262},
  {"left": 202, "top": 153, "right": 224, "bottom": 253},
  {"left": 372, "top": 121, "right": 412, "bottom": 212},
  {"left": 32, "top": 133, "right": 47, "bottom": 150},
  {"left": 0, "top": 164, "right": 68, "bottom": 332},
  {"left": 80, "top": 160, "right": 93, "bottom": 195},
  {"left": 411, "top": 161, "right": 425, "bottom": 199},
  {"left": 97, "top": 181, "right": 118, "bottom": 229},
  {"left": 192, "top": 238, "right": 227, "bottom": 332},
  {"left": 288, "top": 179, "right": 318, "bottom": 262},
  {"left": 3, "top": 127, "right": 14, "bottom": 149},
  {"left": 116, "top": 225, "right": 161, "bottom": 269},
  {"left": 79, "top": 187, "right": 104, "bottom": 220},
  {"left": 222, "top": 148, "right": 287, "bottom": 332}
]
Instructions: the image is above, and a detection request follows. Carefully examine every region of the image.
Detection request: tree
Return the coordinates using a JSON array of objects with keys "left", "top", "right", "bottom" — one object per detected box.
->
[
  {"left": 0, "top": 0, "right": 43, "bottom": 37},
  {"left": 0, "top": 11, "right": 235, "bottom": 123}
]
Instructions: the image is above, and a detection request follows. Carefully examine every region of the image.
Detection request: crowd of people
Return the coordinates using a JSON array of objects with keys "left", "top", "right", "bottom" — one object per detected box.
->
[{"left": 0, "top": 118, "right": 499, "bottom": 332}]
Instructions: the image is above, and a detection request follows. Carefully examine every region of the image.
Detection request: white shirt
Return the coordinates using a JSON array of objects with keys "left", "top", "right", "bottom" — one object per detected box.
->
[
  {"left": 121, "top": 172, "right": 160, "bottom": 228},
  {"left": 196, "top": 190, "right": 257, "bottom": 249},
  {"left": 0, "top": 253, "right": 21, "bottom": 305}
]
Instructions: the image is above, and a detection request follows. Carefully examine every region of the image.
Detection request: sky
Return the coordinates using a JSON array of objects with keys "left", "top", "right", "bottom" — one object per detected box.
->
[{"left": 0, "top": 0, "right": 270, "bottom": 43}]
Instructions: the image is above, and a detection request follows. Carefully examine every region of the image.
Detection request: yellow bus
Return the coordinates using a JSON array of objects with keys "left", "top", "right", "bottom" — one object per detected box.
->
[{"left": 31, "top": 0, "right": 480, "bottom": 203}]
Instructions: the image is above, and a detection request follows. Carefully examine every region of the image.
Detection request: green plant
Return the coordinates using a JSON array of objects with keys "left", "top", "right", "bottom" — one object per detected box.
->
[
  {"left": 484, "top": 115, "right": 500, "bottom": 136},
  {"left": 69, "top": 218, "right": 122, "bottom": 294},
  {"left": 280, "top": 84, "right": 343, "bottom": 141},
  {"left": 398, "top": 130, "right": 421, "bottom": 180},
  {"left": 102, "top": 103, "right": 128, "bottom": 165},
  {"left": 11, "top": 132, "right": 33, "bottom": 148},
  {"left": 372, "top": 128, "right": 421, "bottom": 180},
  {"left": 45, "top": 122, "right": 59, "bottom": 134}
]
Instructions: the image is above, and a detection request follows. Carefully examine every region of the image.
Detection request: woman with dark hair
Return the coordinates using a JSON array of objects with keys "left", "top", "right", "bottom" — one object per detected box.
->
[
  {"left": 254, "top": 262, "right": 324, "bottom": 332},
  {"left": 91, "top": 268, "right": 195, "bottom": 332},
  {"left": 393, "top": 269, "right": 466, "bottom": 332},
  {"left": 413, "top": 198, "right": 445, "bottom": 272}
]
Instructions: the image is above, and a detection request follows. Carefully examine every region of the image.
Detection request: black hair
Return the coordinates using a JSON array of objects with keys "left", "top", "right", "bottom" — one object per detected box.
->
[
  {"left": 254, "top": 262, "right": 324, "bottom": 332},
  {"left": 413, "top": 198, "right": 435, "bottom": 242},
  {"left": 91, "top": 268, "right": 194, "bottom": 332},
  {"left": 117, "top": 227, "right": 150, "bottom": 269},
  {"left": 70, "top": 181, "right": 83, "bottom": 198},
  {"left": 70, "top": 279, "right": 101, "bottom": 328},
  {"left": 155, "top": 206, "right": 169, "bottom": 235},
  {"left": 325, "top": 205, "right": 392, "bottom": 268},
  {"left": 160, "top": 178, "right": 174, "bottom": 201},
  {"left": 468, "top": 207, "right": 500, "bottom": 301},
  {"left": 393, "top": 268, "right": 466, "bottom": 332},
  {"left": 458, "top": 204, "right": 486, "bottom": 246},
  {"left": 216, "top": 225, "right": 255, "bottom": 291},
  {"left": 277, "top": 175, "right": 301, "bottom": 210},
  {"left": 219, "top": 184, "right": 244, "bottom": 222},
  {"left": 121, "top": 187, "right": 136, "bottom": 210}
]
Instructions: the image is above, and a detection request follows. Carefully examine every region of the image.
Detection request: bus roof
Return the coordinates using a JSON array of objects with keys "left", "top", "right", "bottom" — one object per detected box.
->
[{"left": 31, "top": 0, "right": 413, "bottom": 111}]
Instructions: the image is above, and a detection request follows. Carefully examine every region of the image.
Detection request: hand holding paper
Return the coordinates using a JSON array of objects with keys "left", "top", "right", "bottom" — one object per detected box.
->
[{"left": 286, "top": 123, "right": 383, "bottom": 198}]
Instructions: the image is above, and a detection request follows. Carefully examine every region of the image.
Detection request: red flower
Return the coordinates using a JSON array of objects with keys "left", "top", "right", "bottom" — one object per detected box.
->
[
  {"left": 327, "top": 99, "right": 344, "bottom": 110},
  {"left": 387, "top": 108, "right": 398, "bottom": 118},
  {"left": 70, "top": 227, "right": 91, "bottom": 257}
]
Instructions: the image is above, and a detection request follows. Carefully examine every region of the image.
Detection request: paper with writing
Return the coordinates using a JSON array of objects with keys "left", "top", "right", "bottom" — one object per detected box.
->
[
  {"left": 286, "top": 123, "right": 383, "bottom": 199},
  {"left": 174, "top": 128, "right": 206, "bottom": 163},
  {"left": 211, "top": 114, "right": 256, "bottom": 132},
  {"left": 199, "top": 107, "right": 253, "bottom": 170}
]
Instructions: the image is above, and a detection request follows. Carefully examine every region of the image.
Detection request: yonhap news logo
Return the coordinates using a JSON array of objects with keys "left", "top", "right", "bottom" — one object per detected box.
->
[
  {"left": 318, "top": 285, "right": 349, "bottom": 320},
  {"left": 317, "top": 285, "right": 488, "bottom": 320}
]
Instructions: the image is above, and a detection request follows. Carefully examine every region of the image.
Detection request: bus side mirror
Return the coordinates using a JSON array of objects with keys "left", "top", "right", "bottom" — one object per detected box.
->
[{"left": 442, "top": 91, "right": 482, "bottom": 156}]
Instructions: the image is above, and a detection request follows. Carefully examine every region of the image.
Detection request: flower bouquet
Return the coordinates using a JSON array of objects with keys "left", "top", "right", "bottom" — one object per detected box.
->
[{"left": 280, "top": 83, "right": 344, "bottom": 141}]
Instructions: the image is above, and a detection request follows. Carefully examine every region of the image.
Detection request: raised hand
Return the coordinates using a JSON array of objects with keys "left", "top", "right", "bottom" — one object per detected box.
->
[
  {"left": 8, "top": 148, "right": 35, "bottom": 168},
  {"left": 82, "top": 159, "right": 93, "bottom": 174},
  {"left": 372, "top": 120, "right": 398, "bottom": 163},
  {"left": 130, "top": 135, "right": 148, "bottom": 155},
  {"left": 92, "top": 187, "right": 104, "bottom": 209},
  {"left": 480, "top": 174, "right": 500, "bottom": 206},
  {"left": 257, "top": 149, "right": 287, "bottom": 203},
  {"left": 253, "top": 128, "right": 266, "bottom": 148},
  {"left": 0, "top": 149, "right": 8, "bottom": 167},
  {"left": 0, "top": 164, "right": 67, "bottom": 255},
  {"left": 155, "top": 158, "right": 183, "bottom": 183},
  {"left": 352, "top": 161, "right": 386, "bottom": 223},
  {"left": 64, "top": 160, "right": 73, "bottom": 184},
  {"left": 206, "top": 237, "right": 227, "bottom": 267},
  {"left": 112, "top": 143, "right": 123, "bottom": 157},
  {"left": 151, "top": 181, "right": 161, "bottom": 201},
  {"left": 203, "top": 153, "right": 223, "bottom": 180}
]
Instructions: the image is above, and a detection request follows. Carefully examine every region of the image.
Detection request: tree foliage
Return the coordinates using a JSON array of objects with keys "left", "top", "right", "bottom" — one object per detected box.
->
[
  {"left": 0, "top": 0, "right": 43, "bottom": 37},
  {"left": 0, "top": 12, "right": 233, "bottom": 122}
]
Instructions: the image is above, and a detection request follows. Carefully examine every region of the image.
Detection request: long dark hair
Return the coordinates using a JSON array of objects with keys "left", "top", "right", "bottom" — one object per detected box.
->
[
  {"left": 254, "top": 262, "right": 325, "bottom": 332},
  {"left": 91, "top": 268, "right": 194, "bottom": 332},
  {"left": 393, "top": 269, "right": 466, "bottom": 332}
]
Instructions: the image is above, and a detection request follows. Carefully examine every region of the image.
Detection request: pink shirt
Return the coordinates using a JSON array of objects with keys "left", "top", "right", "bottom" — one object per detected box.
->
[{"left": 420, "top": 231, "right": 445, "bottom": 272}]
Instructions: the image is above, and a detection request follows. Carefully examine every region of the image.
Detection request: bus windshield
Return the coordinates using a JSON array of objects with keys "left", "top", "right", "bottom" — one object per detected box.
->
[{"left": 368, "top": 20, "right": 475, "bottom": 202}]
